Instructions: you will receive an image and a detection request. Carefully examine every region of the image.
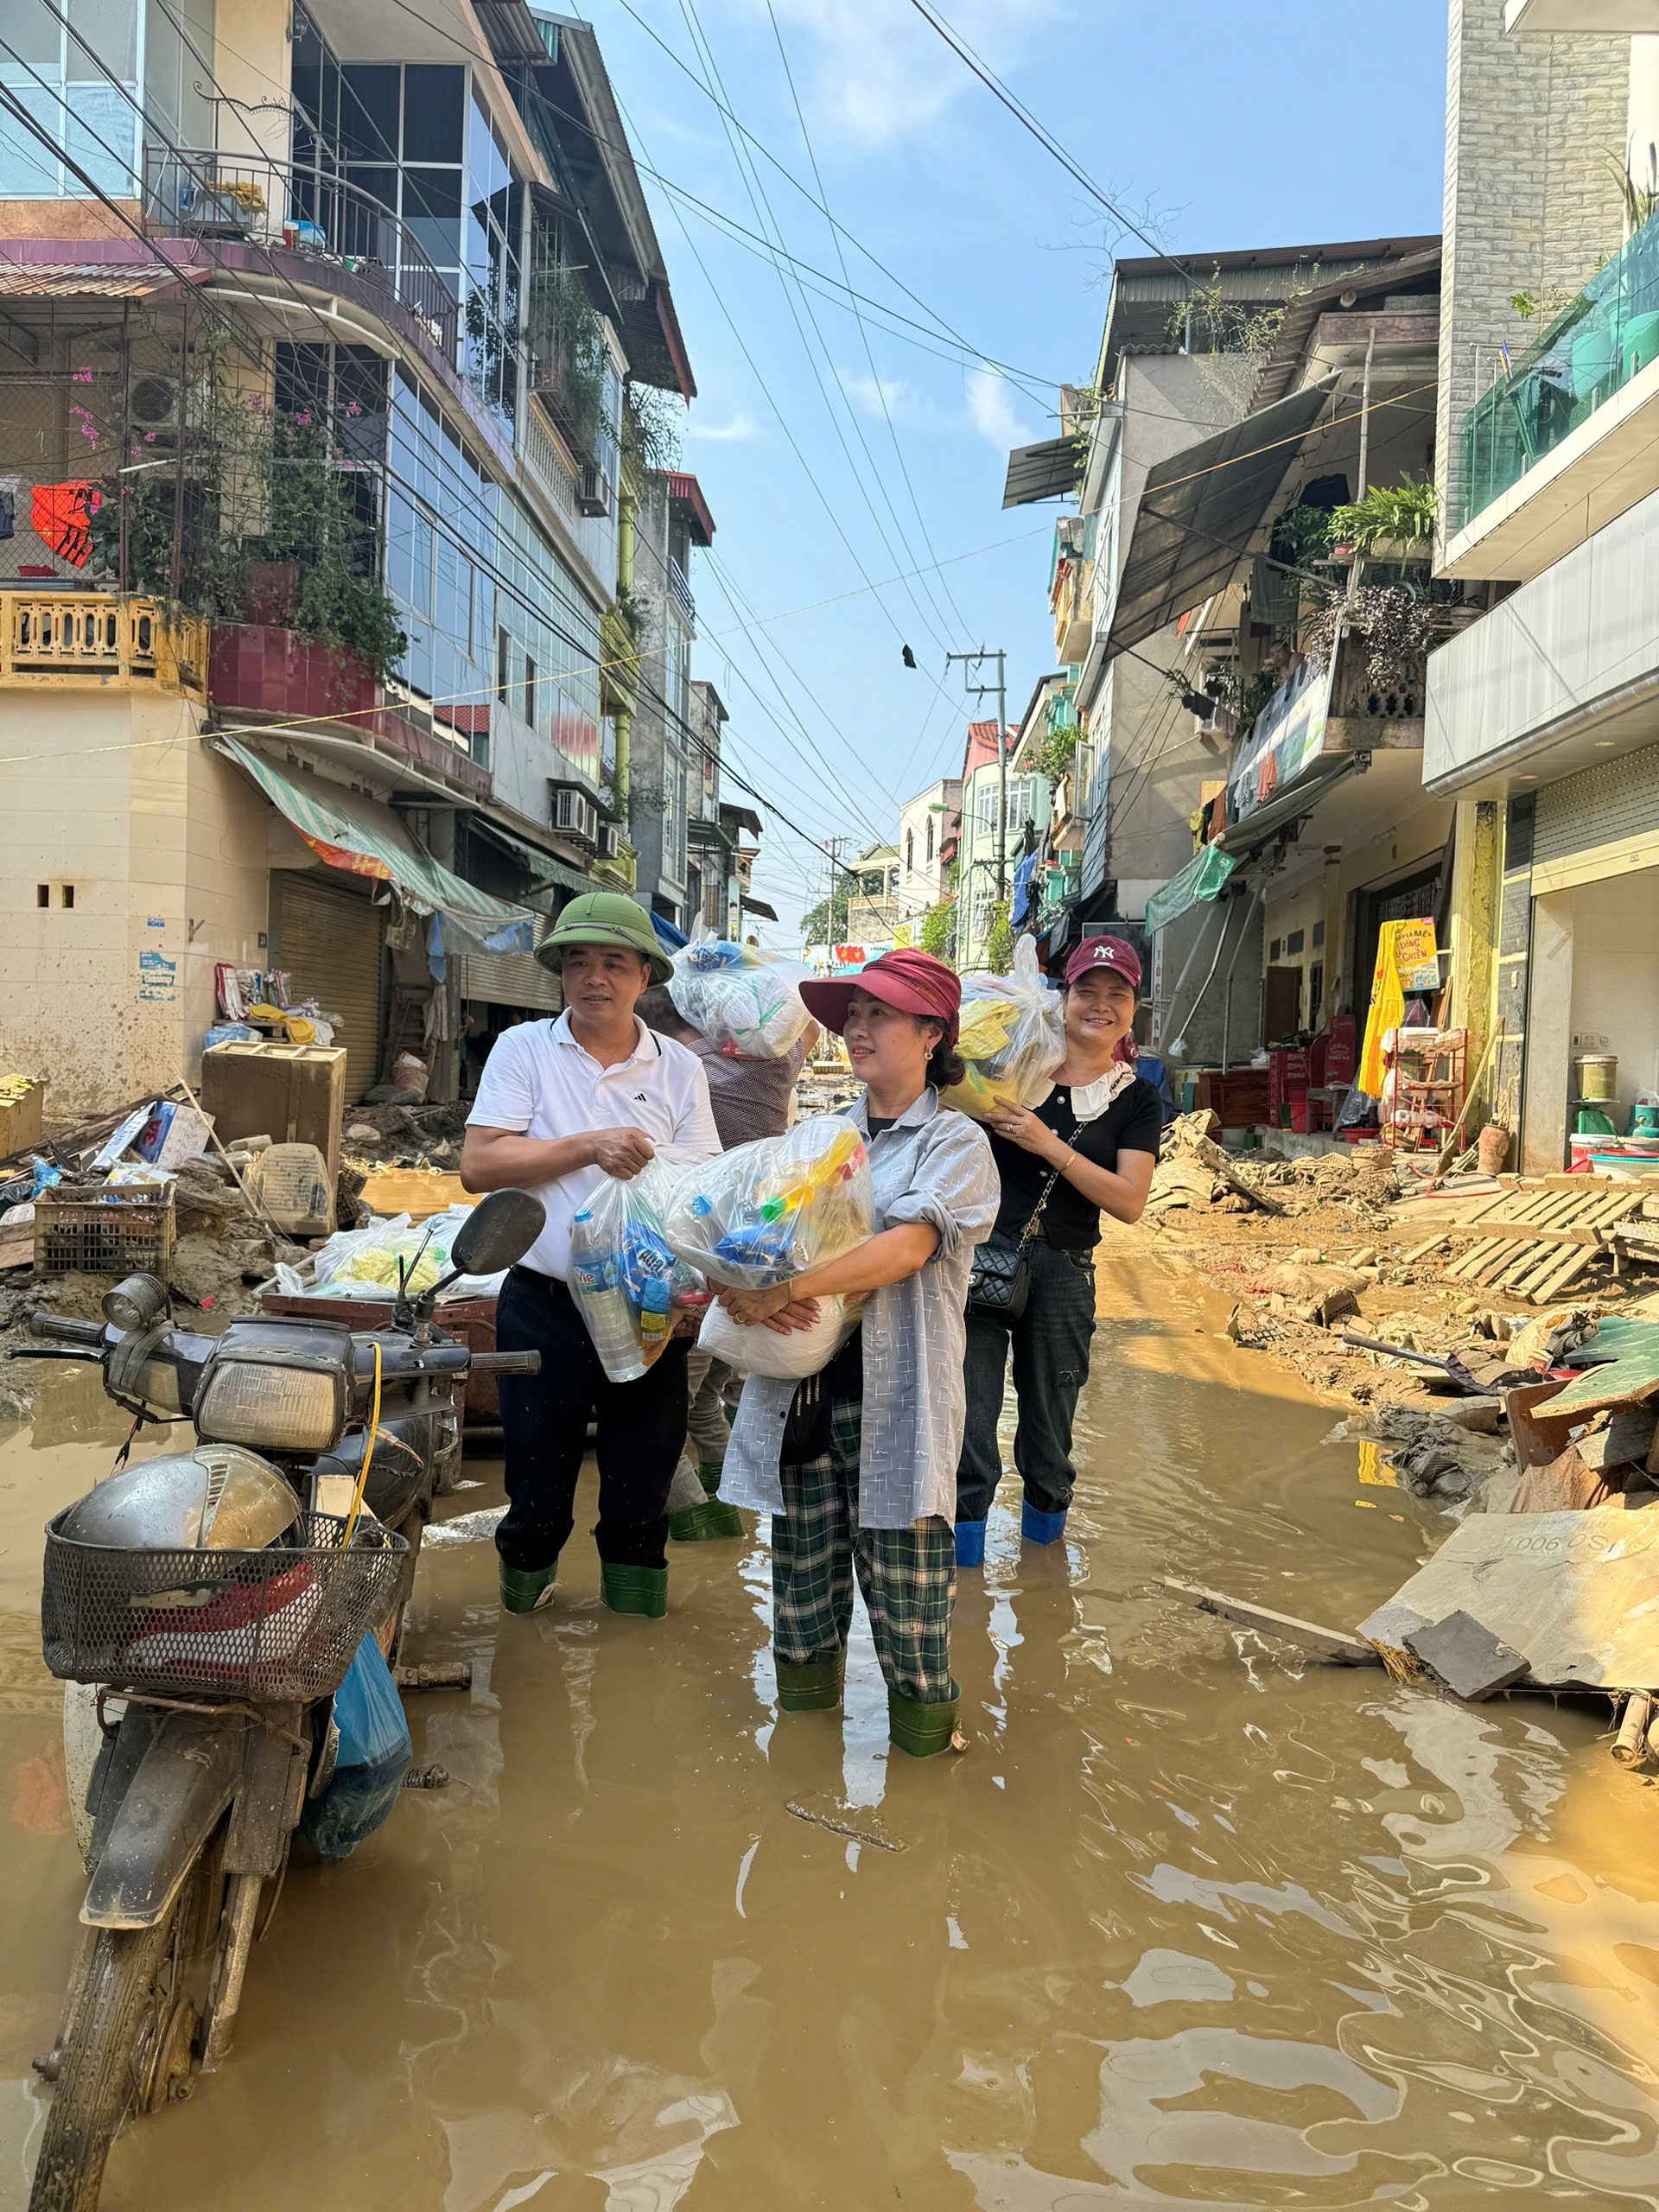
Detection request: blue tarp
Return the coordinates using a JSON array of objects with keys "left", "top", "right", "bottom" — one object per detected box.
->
[
  {"left": 650, "top": 912, "right": 689, "bottom": 950},
  {"left": 1010, "top": 850, "right": 1037, "bottom": 927}
]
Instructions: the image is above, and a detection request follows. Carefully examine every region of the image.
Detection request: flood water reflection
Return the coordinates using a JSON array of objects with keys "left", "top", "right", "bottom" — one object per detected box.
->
[{"left": 3, "top": 1236, "right": 1658, "bottom": 2209}]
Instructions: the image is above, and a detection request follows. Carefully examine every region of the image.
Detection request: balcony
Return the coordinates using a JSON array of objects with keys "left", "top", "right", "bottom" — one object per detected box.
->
[
  {"left": 1052, "top": 555, "right": 1095, "bottom": 665},
  {"left": 0, "top": 593, "right": 204, "bottom": 695},
  {"left": 1447, "top": 209, "right": 1659, "bottom": 580},
  {"left": 667, "top": 554, "right": 696, "bottom": 628},
  {"left": 140, "top": 144, "right": 460, "bottom": 364}
]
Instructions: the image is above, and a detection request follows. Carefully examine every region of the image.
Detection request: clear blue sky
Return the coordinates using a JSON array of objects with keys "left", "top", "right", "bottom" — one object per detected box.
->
[{"left": 591, "top": 0, "right": 1449, "bottom": 941}]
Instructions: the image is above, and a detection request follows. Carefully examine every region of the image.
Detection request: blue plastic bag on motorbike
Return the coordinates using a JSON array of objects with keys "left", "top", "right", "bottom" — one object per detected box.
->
[{"left": 298, "top": 1632, "right": 412, "bottom": 1860}]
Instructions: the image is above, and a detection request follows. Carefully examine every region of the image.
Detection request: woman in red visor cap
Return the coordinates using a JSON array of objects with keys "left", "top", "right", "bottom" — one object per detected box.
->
[{"left": 715, "top": 949, "right": 997, "bottom": 1758}]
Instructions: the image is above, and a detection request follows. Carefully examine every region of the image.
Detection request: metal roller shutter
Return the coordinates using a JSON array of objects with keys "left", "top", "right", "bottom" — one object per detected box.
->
[
  {"left": 1535, "top": 741, "right": 1659, "bottom": 873},
  {"left": 456, "top": 925, "right": 563, "bottom": 1013},
  {"left": 275, "top": 872, "right": 385, "bottom": 1103}
]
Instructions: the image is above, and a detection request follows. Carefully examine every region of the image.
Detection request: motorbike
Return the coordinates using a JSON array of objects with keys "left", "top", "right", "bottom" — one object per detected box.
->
[{"left": 17, "top": 1188, "right": 545, "bottom": 2212}]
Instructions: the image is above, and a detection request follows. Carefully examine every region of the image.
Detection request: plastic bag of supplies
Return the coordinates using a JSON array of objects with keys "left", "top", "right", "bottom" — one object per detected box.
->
[
  {"left": 662, "top": 1115, "right": 872, "bottom": 1288},
  {"left": 697, "top": 1291, "right": 863, "bottom": 1380},
  {"left": 667, "top": 925, "right": 814, "bottom": 1061},
  {"left": 938, "top": 936, "right": 1065, "bottom": 1120},
  {"left": 569, "top": 1154, "right": 709, "bottom": 1383}
]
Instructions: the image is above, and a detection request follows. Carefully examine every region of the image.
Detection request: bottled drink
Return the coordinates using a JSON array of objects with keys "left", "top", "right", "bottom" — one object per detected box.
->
[{"left": 570, "top": 1210, "right": 644, "bottom": 1382}]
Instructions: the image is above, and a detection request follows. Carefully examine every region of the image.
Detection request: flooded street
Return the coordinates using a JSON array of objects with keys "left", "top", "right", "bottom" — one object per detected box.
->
[{"left": 4, "top": 1243, "right": 1659, "bottom": 2209}]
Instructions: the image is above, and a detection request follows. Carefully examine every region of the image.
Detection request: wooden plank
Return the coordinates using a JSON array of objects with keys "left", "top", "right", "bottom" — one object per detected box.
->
[
  {"left": 1402, "top": 1191, "right": 1519, "bottom": 1264},
  {"left": 1162, "top": 1577, "right": 1383, "bottom": 1667},
  {"left": 1446, "top": 1188, "right": 1571, "bottom": 1280},
  {"left": 1486, "top": 1196, "right": 1612, "bottom": 1288},
  {"left": 1525, "top": 1193, "right": 1647, "bottom": 1303},
  {"left": 1471, "top": 1189, "right": 1601, "bottom": 1287}
]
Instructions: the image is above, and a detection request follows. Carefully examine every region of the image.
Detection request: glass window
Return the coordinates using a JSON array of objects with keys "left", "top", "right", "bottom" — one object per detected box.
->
[
  {"left": 401, "top": 65, "right": 462, "bottom": 162},
  {"left": 410, "top": 510, "right": 434, "bottom": 617},
  {"left": 404, "top": 166, "right": 461, "bottom": 268},
  {"left": 340, "top": 65, "right": 399, "bottom": 162}
]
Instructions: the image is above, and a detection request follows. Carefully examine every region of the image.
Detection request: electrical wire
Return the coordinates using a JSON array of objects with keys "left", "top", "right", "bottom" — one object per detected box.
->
[{"left": 900, "top": 0, "right": 1192, "bottom": 281}]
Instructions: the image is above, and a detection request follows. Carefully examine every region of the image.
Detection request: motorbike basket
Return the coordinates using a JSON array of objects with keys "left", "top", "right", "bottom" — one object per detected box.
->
[{"left": 41, "top": 1511, "right": 409, "bottom": 1703}]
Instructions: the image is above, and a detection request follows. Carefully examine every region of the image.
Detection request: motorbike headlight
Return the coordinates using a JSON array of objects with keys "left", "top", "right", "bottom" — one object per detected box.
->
[{"left": 194, "top": 1360, "right": 345, "bottom": 1453}]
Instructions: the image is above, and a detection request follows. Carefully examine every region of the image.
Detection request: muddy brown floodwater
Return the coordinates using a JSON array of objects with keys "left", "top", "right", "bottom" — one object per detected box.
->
[{"left": 4, "top": 1238, "right": 1659, "bottom": 2209}]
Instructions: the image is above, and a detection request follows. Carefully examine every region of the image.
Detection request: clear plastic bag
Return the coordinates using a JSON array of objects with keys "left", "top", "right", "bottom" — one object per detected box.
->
[
  {"left": 697, "top": 1293, "right": 863, "bottom": 1380},
  {"left": 938, "top": 937, "right": 1066, "bottom": 1120},
  {"left": 662, "top": 1116, "right": 872, "bottom": 1288},
  {"left": 569, "top": 1155, "right": 708, "bottom": 1383},
  {"left": 272, "top": 1207, "right": 507, "bottom": 1301},
  {"left": 667, "top": 923, "right": 814, "bottom": 1060}
]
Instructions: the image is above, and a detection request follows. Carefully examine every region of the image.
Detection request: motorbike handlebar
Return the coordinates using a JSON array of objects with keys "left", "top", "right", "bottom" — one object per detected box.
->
[
  {"left": 29, "top": 1313, "right": 107, "bottom": 1348},
  {"left": 469, "top": 1350, "right": 542, "bottom": 1376}
]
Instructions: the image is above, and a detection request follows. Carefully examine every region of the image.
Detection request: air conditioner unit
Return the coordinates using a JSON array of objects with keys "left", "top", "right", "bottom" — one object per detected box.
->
[
  {"left": 599, "top": 821, "right": 621, "bottom": 860},
  {"left": 576, "top": 463, "right": 611, "bottom": 518},
  {"left": 552, "top": 785, "right": 599, "bottom": 845},
  {"left": 129, "top": 373, "right": 183, "bottom": 444}
]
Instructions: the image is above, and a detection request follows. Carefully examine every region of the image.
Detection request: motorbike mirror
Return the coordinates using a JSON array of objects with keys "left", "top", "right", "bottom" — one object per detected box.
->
[
  {"left": 449, "top": 1190, "right": 545, "bottom": 1277},
  {"left": 102, "top": 1273, "right": 167, "bottom": 1332}
]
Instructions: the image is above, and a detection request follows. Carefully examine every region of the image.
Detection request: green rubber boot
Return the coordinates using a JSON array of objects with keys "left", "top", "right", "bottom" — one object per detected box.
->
[
  {"left": 887, "top": 1690, "right": 959, "bottom": 1759},
  {"left": 499, "top": 1561, "right": 555, "bottom": 1615},
  {"left": 669, "top": 1498, "right": 744, "bottom": 1541},
  {"left": 601, "top": 1561, "right": 668, "bottom": 1618},
  {"left": 697, "top": 1459, "right": 726, "bottom": 1497},
  {"left": 776, "top": 1650, "right": 845, "bottom": 1713}
]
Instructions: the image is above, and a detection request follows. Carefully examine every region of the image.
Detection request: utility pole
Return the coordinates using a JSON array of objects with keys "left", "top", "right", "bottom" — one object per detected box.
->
[
  {"left": 945, "top": 648, "right": 1009, "bottom": 900},
  {"left": 820, "top": 836, "right": 851, "bottom": 951}
]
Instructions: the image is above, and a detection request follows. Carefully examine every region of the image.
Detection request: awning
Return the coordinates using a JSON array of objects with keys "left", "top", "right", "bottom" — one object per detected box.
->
[
  {"left": 468, "top": 815, "right": 592, "bottom": 894},
  {"left": 741, "top": 894, "right": 779, "bottom": 922},
  {"left": 1144, "top": 843, "right": 1236, "bottom": 934},
  {"left": 1002, "top": 435, "right": 1082, "bottom": 509},
  {"left": 216, "top": 738, "right": 535, "bottom": 949},
  {"left": 1217, "top": 753, "right": 1357, "bottom": 862},
  {"left": 1105, "top": 377, "right": 1338, "bottom": 658}
]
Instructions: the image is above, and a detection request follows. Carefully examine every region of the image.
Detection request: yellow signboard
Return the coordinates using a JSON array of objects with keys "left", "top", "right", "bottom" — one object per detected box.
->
[
  {"left": 891, "top": 921, "right": 912, "bottom": 949},
  {"left": 1392, "top": 918, "right": 1440, "bottom": 993}
]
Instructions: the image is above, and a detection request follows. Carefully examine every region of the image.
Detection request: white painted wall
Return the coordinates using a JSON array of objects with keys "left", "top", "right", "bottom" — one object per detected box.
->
[{"left": 1565, "top": 865, "right": 1659, "bottom": 1126}]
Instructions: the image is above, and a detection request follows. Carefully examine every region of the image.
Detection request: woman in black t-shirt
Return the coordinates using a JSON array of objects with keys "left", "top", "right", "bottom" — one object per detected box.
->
[{"left": 954, "top": 937, "right": 1161, "bottom": 1566}]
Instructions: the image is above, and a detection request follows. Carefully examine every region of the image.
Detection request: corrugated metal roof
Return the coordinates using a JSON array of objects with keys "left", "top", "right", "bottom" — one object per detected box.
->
[
  {"left": 0, "top": 263, "right": 188, "bottom": 299},
  {"left": 1002, "top": 435, "right": 1080, "bottom": 508},
  {"left": 1249, "top": 246, "right": 1442, "bottom": 410}
]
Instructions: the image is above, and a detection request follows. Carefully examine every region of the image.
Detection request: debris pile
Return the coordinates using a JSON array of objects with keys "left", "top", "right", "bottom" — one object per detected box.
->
[
  {"left": 1146, "top": 1111, "right": 1286, "bottom": 1218},
  {"left": 340, "top": 1101, "right": 468, "bottom": 1170}
]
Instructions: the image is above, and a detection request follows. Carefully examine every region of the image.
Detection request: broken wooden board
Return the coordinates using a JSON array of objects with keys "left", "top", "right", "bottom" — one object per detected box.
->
[
  {"left": 1404, "top": 1610, "right": 1529, "bottom": 1700},
  {"left": 1162, "top": 1577, "right": 1382, "bottom": 1666},
  {"left": 1442, "top": 1180, "right": 1646, "bottom": 1299},
  {"left": 1359, "top": 1507, "right": 1659, "bottom": 1690}
]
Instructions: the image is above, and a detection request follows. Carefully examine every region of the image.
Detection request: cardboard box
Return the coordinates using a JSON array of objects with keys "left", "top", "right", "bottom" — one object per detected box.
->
[
  {"left": 0, "top": 1078, "right": 45, "bottom": 1162},
  {"left": 200, "top": 1043, "right": 346, "bottom": 1193}
]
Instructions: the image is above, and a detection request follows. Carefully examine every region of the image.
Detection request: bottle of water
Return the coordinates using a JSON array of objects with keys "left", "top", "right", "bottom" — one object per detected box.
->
[
  {"left": 638, "top": 1275, "right": 671, "bottom": 1363},
  {"left": 570, "top": 1210, "right": 643, "bottom": 1382}
]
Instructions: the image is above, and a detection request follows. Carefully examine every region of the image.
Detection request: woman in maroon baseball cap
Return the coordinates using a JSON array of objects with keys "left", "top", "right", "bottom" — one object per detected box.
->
[
  {"left": 712, "top": 949, "right": 999, "bottom": 1759},
  {"left": 954, "top": 937, "right": 1161, "bottom": 1567}
]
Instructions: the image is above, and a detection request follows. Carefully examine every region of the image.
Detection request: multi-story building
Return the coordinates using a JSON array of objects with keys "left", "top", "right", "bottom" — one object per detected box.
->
[
  {"left": 1007, "top": 232, "right": 1447, "bottom": 1064},
  {"left": 954, "top": 718, "right": 1042, "bottom": 972},
  {"left": 1006, "top": 672, "right": 1083, "bottom": 952},
  {"left": 895, "top": 774, "right": 960, "bottom": 922},
  {"left": 1425, "top": 0, "right": 1659, "bottom": 1173},
  {"left": 846, "top": 842, "right": 904, "bottom": 949},
  {"left": 0, "top": 0, "right": 698, "bottom": 1109},
  {"left": 625, "top": 468, "right": 715, "bottom": 933}
]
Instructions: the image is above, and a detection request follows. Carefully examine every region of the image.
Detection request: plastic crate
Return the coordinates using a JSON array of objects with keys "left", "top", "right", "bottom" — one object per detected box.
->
[
  {"left": 35, "top": 1183, "right": 175, "bottom": 1278},
  {"left": 248, "top": 1141, "right": 334, "bottom": 1236}
]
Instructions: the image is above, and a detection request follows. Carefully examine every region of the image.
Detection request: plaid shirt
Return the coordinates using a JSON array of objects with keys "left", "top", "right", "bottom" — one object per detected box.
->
[{"left": 720, "top": 1088, "right": 999, "bottom": 1529}]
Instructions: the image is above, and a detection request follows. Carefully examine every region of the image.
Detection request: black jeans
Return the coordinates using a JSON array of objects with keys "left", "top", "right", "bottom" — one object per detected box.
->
[
  {"left": 956, "top": 1240, "right": 1096, "bottom": 1522},
  {"left": 493, "top": 1268, "right": 690, "bottom": 1573}
]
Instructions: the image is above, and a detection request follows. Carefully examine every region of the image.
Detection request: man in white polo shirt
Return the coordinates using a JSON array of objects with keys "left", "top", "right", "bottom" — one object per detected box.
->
[{"left": 461, "top": 893, "right": 719, "bottom": 1619}]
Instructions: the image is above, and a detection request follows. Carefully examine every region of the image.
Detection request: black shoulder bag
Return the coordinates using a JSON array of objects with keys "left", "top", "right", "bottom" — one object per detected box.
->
[{"left": 965, "top": 1160, "right": 1065, "bottom": 1325}]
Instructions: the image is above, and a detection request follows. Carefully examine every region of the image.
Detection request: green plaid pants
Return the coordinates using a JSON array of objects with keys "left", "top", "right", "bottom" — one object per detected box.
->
[{"left": 772, "top": 1389, "right": 957, "bottom": 1704}]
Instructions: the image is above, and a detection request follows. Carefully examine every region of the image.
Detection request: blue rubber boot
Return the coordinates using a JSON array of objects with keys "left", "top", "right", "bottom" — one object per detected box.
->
[
  {"left": 954, "top": 1520, "right": 987, "bottom": 1569},
  {"left": 1020, "top": 1501, "right": 1067, "bottom": 1547}
]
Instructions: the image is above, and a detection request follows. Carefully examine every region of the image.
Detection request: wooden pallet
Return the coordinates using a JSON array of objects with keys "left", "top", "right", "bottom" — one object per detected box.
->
[{"left": 1446, "top": 1179, "right": 1648, "bottom": 1300}]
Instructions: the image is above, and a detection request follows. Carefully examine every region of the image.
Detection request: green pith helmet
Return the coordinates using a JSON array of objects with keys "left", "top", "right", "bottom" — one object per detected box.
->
[{"left": 536, "top": 891, "right": 673, "bottom": 984}]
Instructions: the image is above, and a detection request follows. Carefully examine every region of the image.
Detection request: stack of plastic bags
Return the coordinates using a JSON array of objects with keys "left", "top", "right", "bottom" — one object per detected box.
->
[
  {"left": 664, "top": 1116, "right": 873, "bottom": 1379},
  {"left": 668, "top": 925, "right": 814, "bottom": 1060},
  {"left": 938, "top": 937, "right": 1066, "bottom": 1120},
  {"left": 271, "top": 1208, "right": 505, "bottom": 1302},
  {"left": 569, "top": 1155, "right": 709, "bottom": 1384}
]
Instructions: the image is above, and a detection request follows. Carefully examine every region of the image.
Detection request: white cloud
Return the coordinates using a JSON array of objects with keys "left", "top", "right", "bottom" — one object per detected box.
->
[
  {"left": 710, "top": 0, "right": 1065, "bottom": 153},
  {"left": 840, "top": 369, "right": 945, "bottom": 429},
  {"left": 685, "top": 413, "right": 764, "bottom": 443},
  {"left": 963, "top": 362, "right": 1034, "bottom": 450}
]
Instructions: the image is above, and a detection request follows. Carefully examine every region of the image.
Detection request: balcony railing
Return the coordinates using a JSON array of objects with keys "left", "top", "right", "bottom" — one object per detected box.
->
[
  {"left": 1052, "top": 556, "right": 1094, "bottom": 664},
  {"left": 141, "top": 145, "right": 459, "bottom": 364},
  {"left": 667, "top": 554, "right": 696, "bottom": 627},
  {"left": 522, "top": 401, "right": 579, "bottom": 524},
  {"left": 1457, "top": 207, "right": 1659, "bottom": 528},
  {"left": 0, "top": 592, "right": 205, "bottom": 694}
]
